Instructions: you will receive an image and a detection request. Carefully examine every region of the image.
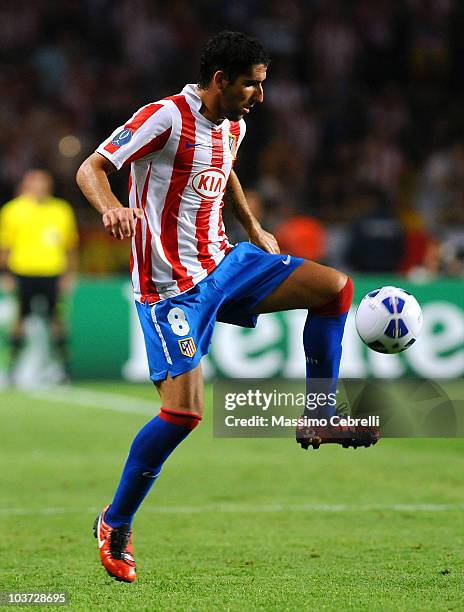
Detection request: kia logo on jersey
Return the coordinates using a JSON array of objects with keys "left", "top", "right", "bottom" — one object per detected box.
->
[{"left": 191, "top": 168, "right": 226, "bottom": 200}]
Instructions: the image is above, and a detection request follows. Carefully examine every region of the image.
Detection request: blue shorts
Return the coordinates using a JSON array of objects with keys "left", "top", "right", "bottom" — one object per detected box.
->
[{"left": 136, "top": 242, "right": 304, "bottom": 381}]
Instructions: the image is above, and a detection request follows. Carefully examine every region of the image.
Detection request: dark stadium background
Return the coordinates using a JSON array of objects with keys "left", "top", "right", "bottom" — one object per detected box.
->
[{"left": 1, "top": 0, "right": 463, "bottom": 277}]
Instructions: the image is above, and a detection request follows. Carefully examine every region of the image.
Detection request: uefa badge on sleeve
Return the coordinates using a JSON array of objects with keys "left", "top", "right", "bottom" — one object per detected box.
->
[
  {"left": 178, "top": 337, "right": 197, "bottom": 358},
  {"left": 111, "top": 128, "right": 133, "bottom": 147}
]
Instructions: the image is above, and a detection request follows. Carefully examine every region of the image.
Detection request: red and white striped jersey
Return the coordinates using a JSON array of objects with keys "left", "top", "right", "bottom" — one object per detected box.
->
[{"left": 97, "top": 84, "right": 246, "bottom": 304}]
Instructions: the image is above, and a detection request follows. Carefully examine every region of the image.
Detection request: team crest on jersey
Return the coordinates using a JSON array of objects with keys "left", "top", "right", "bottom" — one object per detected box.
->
[
  {"left": 111, "top": 128, "right": 133, "bottom": 147},
  {"left": 178, "top": 337, "right": 196, "bottom": 358},
  {"left": 191, "top": 168, "right": 226, "bottom": 200},
  {"left": 228, "top": 133, "right": 237, "bottom": 159}
]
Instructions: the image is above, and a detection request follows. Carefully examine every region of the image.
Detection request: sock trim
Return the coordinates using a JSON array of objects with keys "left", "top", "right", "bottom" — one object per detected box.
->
[{"left": 159, "top": 407, "right": 202, "bottom": 429}]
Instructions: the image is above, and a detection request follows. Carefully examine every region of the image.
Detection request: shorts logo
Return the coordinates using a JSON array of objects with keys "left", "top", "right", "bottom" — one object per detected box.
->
[
  {"left": 228, "top": 133, "right": 237, "bottom": 159},
  {"left": 178, "top": 337, "right": 196, "bottom": 358},
  {"left": 191, "top": 168, "right": 226, "bottom": 200},
  {"left": 111, "top": 128, "right": 133, "bottom": 147}
]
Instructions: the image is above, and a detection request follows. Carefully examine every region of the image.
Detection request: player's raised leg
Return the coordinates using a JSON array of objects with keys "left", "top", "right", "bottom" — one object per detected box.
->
[
  {"left": 253, "top": 259, "right": 379, "bottom": 449},
  {"left": 253, "top": 260, "right": 350, "bottom": 418},
  {"left": 94, "top": 366, "right": 203, "bottom": 582},
  {"left": 253, "top": 259, "right": 348, "bottom": 313}
]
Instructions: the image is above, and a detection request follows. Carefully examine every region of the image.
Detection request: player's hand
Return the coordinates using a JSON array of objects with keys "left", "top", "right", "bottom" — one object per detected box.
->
[
  {"left": 0, "top": 272, "right": 15, "bottom": 293},
  {"left": 249, "top": 226, "right": 280, "bottom": 254},
  {"left": 58, "top": 273, "right": 76, "bottom": 295},
  {"left": 102, "top": 207, "right": 144, "bottom": 240}
]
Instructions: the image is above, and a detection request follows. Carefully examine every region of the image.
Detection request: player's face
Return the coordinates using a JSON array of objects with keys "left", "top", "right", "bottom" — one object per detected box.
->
[
  {"left": 221, "top": 64, "right": 267, "bottom": 121},
  {"left": 20, "top": 170, "right": 53, "bottom": 200}
]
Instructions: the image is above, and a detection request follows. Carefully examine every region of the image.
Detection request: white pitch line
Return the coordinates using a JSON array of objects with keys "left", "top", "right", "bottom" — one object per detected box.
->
[
  {"left": 0, "top": 503, "right": 463, "bottom": 517},
  {"left": 24, "top": 386, "right": 160, "bottom": 416}
]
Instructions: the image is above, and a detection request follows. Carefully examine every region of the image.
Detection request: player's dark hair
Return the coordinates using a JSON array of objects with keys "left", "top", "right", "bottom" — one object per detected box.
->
[{"left": 198, "top": 31, "right": 270, "bottom": 88}]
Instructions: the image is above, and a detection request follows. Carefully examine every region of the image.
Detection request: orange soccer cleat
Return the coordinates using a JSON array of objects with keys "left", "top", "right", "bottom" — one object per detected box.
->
[{"left": 93, "top": 506, "right": 136, "bottom": 583}]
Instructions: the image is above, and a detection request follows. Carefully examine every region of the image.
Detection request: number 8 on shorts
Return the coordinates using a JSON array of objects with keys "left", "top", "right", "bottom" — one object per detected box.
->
[{"left": 167, "top": 307, "right": 190, "bottom": 336}]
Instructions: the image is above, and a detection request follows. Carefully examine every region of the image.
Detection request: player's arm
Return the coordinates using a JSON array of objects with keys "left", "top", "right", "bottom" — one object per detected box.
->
[
  {"left": 0, "top": 248, "right": 15, "bottom": 292},
  {"left": 58, "top": 247, "right": 79, "bottom": 294},
  {"left": 0, "top": 247, "right": 8, "bottom": 271},
  {"left": 0, "top": 207, "right": 15, "bottom": 291},
  {"left": 0, "top": 248, "right": 11, "bottom": 289},
  {"left": 225, "top": 169, "right": 279, "bottom": 254},
  {"left": 76, "top": 153, "right": 142, "bottom": 240}
]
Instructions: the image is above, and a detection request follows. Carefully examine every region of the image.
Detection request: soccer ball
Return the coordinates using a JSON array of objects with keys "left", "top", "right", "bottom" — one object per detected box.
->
[{"left": 355, "top": 286, "right": 423, "bottom": 354}]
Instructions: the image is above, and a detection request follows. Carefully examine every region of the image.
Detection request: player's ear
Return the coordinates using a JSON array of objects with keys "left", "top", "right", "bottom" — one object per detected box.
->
[{"left": 212, "top": 70, "right": 229, "bottom": 90}]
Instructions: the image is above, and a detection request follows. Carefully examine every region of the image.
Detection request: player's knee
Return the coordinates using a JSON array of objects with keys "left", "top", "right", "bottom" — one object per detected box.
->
[
  {"left": 334, "top": 270, "right": 350, "bottom": 295},
  {"left": 315, "top": 273, "right": 353, "bottom": 316}
]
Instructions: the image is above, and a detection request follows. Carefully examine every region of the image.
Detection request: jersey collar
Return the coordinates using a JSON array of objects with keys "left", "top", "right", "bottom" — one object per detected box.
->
[{"left": 181, "top": 83, "right": 225, "bottom": 128}]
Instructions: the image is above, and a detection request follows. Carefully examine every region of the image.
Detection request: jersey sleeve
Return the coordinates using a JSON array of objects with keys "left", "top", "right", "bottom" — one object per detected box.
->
[{"left": 96, "top": 103, "right": 173, "bottom": 170}]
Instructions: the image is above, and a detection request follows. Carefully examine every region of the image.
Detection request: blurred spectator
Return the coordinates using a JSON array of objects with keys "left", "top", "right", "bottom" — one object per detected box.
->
[
  {"left": 368, "top": 84, "right": 410, "bottom": 140},
  {"left": 416, "top": 139, "right": 464, "bottom": 231},
  {"left": 0, "top": 170, "right": 78, "bottom": 381},
  {"left": 408, "top": 0, "right": 452, "bottom": 81},
  {"left": 275, "top": 215, "right": 327, "bottom": 261},
  {"left": 310, "top": 3, "right": 361, "bottom": 82},
  {"left": 253, "top": 0, "right": 303, "bottom": 56},
  {"left": 0, "top": 1, "right": 463, "bottom": 275},
  {"left": 407, "top": 237, "right": 443, "bottom": 281},
  {"left": 441, "top": 231, "right": 464, "bottom": 277},
  {"left": 357, "top": 132, "right": 405, "bottom": 196},
  {"left": 345, "top": 186, "right": 406, "bottom": 272},
  {"left": 398, "top": 209, "right": 433, "bottom": 275}
]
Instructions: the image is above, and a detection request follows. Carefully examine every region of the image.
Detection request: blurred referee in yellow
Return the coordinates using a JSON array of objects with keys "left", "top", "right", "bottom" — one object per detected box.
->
[{"left": 0, "top": 169, "right": 78, "bottom": 381}]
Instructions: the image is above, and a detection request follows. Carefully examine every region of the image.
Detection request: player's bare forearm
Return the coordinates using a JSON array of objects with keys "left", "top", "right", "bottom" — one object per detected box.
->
[
  {"left": 76, "top": 153, "right": 121, "bottom": 215},
  {"left": 59, "top": 249, "right": 78, "bottom": 294},
  {"left": 0, "top": 248, "right": 8, "bottom": 271},
  {"left": 0, "top": 250, "right": 14, "bottom": 292},
  {"left": 76, "top": 153, "right": 142, "bottom": 240},
  {"left": 225, "top": 170, "right": 260, "bottom": 234},
  {"left": 225, "top": 170, "right": 280, "bottom": 254}
]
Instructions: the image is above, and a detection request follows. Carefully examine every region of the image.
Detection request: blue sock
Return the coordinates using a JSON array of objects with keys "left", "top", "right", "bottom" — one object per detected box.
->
[
  {"left": 105, "top": 408, "right": 201, "bottom": 527},
  {"left": 303, "top": 311, "right": 349, "bottom": 419}
]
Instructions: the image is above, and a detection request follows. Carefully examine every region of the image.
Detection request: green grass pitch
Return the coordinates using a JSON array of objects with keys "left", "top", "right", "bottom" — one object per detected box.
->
[{"left": 0, "top": 381, "right": 463, "bottom": 610}]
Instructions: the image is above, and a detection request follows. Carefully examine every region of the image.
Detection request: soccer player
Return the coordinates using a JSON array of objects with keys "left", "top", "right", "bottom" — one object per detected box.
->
[
  {"left": 0, "top": 169, "right": 78, "bottom": 382},
  {"left": 76, "top": 31, "right": 378, "bottom": 583}
]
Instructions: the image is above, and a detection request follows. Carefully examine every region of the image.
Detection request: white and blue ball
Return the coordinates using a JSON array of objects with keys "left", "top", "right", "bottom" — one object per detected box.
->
[{"left": 355, "top": 286, "right": 423, "bottom": 354}]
